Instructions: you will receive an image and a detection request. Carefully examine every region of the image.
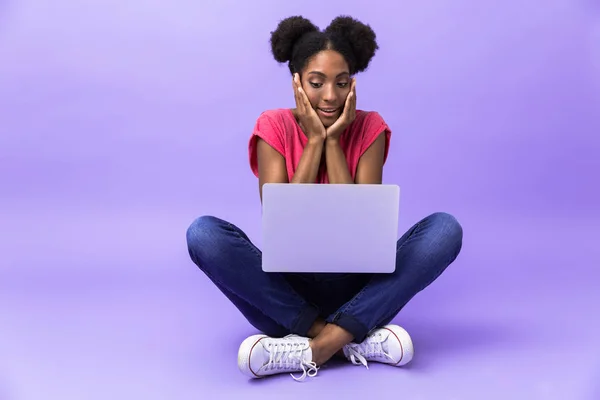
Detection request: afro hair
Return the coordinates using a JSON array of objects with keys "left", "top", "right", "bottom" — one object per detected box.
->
[{"left": 270, "top": 15, "right": 379, "bottom": 75}]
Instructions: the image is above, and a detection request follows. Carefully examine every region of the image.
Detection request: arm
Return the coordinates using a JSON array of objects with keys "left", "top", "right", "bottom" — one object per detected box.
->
[
  {"left": 256, "top": 137, "right": 324, "bottom": 202},
  {"left": 354, "top": 131, "right": 387, "bottom": 184},
  {"left": 324, "top": 138, "right": 354, "bottom": 184},
  {"left": 325, "top": 131, "right": 386, "bottom": 184}
]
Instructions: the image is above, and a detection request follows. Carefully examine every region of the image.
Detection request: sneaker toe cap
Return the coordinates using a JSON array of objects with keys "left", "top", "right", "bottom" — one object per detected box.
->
[
  {"left": 238, "top": 334, "right": 267, "bottom": 378},
  {"left": 383, "top": 325, "right": 414, "bottom": 366}
]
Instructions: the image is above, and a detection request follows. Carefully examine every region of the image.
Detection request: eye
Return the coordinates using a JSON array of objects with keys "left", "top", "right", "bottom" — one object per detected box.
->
[
  {"left": 309, "top": 82, "right": 322, "bottom": 88},
  {"left": 337, "top": 82, "right": 349, "bottom": 88}
]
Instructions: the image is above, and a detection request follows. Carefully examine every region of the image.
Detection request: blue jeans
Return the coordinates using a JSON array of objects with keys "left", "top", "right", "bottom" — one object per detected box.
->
[{"left": 186, "top": 212, "right": 463, "bottom": 343}]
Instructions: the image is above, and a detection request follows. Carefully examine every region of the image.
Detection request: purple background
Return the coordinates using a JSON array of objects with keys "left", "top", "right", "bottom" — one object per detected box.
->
[{"left": 1, "top": 0, "right": 599, "bottom": 399}]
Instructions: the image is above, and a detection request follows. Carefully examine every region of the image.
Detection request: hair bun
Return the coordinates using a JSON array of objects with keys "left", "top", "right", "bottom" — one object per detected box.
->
[
  {"left": 270, "top": 16, "right": 320, "bottom": 63},
  {"left": 325, "top": 15, "right": 378, "bottom": 73}
]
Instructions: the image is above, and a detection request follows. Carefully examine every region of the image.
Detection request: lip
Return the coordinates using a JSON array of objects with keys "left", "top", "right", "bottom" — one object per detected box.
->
[{"left": 317, "top": 107, "right": 339, "bottom": 117}]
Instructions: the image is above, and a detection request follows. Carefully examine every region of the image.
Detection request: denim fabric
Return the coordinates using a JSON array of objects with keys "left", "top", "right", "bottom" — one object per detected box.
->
[{"left": 186, "top": 212, "right": 462, "bottom": 342}]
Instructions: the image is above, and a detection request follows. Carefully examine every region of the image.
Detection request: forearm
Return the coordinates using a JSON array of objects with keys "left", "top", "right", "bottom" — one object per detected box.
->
[
  {"left": 291, "top": 137, "right": 324, "bottom": 184},
  {"left": 325, "top": 139, "right": 354, "bottom": 184}
]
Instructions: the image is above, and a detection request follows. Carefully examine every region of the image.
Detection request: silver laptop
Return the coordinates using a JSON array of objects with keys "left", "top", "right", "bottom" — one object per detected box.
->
[{"left": 261, "top": 183, "right": 400, "bottom": 273}]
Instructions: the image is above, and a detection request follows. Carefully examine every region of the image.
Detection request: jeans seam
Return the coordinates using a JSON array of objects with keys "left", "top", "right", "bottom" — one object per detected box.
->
[
  {"left": 225, "top": 222, "right": 263, "bottom": 259},
  {"left": 375, "top": 227, "right": 460, "bottom": 327},
  {"left": 196, "top": 264, "right": 285, "bottom": 332},
  {"left": 335, "top": 219, "right": 423, "bottom": 324},
  {"left": 396, "top": 219, "right": 423, "bottom": 252},
  {"left": 197, "top": 248, "right": 315, "bottom": 335},
  {"left": 222, "top": 221, "right": 318, "bottom": 333}
]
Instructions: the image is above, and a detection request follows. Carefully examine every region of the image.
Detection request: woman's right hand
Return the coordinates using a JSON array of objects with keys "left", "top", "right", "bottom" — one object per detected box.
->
[{"left": 293, "top": 73, "right": 326, "bottom": 141}]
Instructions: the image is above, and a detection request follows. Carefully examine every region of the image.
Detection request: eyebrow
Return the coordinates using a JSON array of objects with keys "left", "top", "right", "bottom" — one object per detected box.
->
[{"left": 308, "top": 71, "right": 350, "bottom": 78}]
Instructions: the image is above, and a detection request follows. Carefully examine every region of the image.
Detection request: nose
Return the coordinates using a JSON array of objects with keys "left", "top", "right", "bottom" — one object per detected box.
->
[{"left": 322, "top": 84, "right": 336, "bottom": 103}]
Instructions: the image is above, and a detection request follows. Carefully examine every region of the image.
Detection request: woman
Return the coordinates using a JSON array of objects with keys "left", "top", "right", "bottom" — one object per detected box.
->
[{"left": 186, "top": 15, "right": 463, "bottom": 381}]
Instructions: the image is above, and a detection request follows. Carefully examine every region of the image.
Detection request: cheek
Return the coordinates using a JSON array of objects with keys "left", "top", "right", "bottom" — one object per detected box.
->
[
  {"left": 306, "top": 92, "right": 320, "bottom": 108},
  {"left": 338, "top": 87, "right": 351, "bottom": 98}
]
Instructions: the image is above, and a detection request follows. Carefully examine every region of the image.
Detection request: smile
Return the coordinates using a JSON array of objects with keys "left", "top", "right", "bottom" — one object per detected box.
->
[{"left": 317, "top": 108, "right": 338, "bottom": 116}]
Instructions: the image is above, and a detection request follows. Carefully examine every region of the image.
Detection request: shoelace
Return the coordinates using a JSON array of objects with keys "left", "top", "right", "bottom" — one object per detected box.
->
[
  {"left": 264, "top": 339, "right": 319, "bottom": 381},
  {"left": 344, "top": 335, "right": 393, "bottom": 369}
]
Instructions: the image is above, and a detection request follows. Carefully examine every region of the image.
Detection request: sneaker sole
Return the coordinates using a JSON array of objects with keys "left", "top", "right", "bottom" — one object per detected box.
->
[
  {"left": 382, "top": 324, "right": 414, "bottom": 366},
  {"left": 237, "top": 334, "right": 268, "bottom": 378}
]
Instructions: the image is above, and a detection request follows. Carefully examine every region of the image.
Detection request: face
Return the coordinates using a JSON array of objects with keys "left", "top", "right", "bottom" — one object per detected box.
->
[{"left": 300, "top": 50, "right": 351, "bottom": 127}]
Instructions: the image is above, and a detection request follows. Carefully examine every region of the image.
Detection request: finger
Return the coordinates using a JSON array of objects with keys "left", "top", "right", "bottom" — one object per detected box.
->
[
  {"left": 298, "top": 90, "right": 307, "bottom": 114},
  {"left": 344, "top": 90, "right": 352, "bottom": 113},
  {"left": 294, "top": 74, "right": 304, "bottom": 112},
  {"left": 292, "top": 76, "right": 298, "bottom": 106},
  {"left": 293, "top": 74, "right": 299, "bottom": 105},
  {"left": 299, "top": 85, "right": 312, "bottom": 112},
  {"left": 345, "top": 92, "right": 354, "bottom": 121},
  {"left": 297, "top": 74, "right": 308, "bottom": 113}
]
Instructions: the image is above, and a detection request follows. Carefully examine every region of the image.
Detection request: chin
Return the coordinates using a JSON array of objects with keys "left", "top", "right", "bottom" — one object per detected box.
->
[{"left": 320, "top": 116, "right": 339, "bottom": 128}]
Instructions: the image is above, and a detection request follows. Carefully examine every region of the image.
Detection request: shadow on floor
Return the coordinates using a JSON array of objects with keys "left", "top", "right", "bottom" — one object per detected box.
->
[{"left": 397, "top": 317, "right": 530, "bottom": 371}]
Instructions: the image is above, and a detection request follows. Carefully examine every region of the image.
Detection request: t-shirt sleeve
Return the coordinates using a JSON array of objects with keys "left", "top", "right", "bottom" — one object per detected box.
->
[
  {"left": 248, "top": 112, "right": 286, "bottom": 178},
  {"left": 360, "top": 111, "right": 392, "bottom": 164}
]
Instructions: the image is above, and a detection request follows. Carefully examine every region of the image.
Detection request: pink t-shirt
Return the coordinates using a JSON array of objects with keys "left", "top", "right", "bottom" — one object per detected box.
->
[{"left": 248, "top": 108, "right": 391, "bottom": 183}]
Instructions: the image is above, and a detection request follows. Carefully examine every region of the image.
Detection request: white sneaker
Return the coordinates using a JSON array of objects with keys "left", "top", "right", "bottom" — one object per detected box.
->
[
  {"left": 343, "top": 325, "right": 414, "bottom": 368},
  {"left": 238, "top": 334, "right": 318, "bottom": 381}
]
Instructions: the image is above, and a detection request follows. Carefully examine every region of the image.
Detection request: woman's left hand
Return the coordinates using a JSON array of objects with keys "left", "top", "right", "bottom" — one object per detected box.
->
[{"left": 326, "top": 78, "right": 356, "bottom": 141}]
